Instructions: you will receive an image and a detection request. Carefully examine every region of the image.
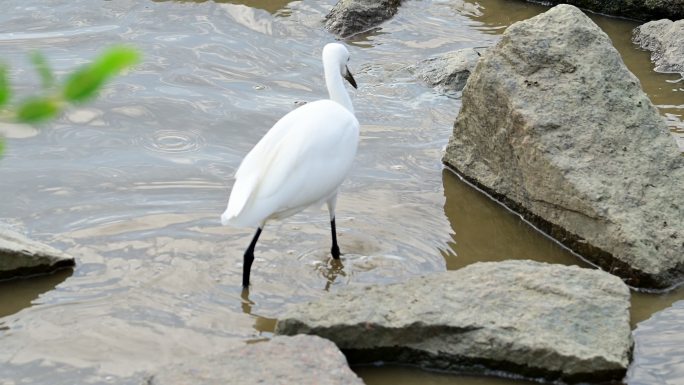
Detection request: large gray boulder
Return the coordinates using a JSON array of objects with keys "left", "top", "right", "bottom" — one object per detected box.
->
[
  {"left": 627, "top": 300, "right": 684, "bottom": 385},
  {"left": 0, "top": 228, "right": 75, "bottom": 280},
  {"left": 325, "top": 0, "right": 401, "bottom": 38},
  {"left": 153, "top": 335, "right": 364, "bottom": 385},
  {"left": 276, "top": 260, "right": 633, "bottom": 383},
  {"left": 443, "top": 4, "right": 684, "bottom": 290},
  {"left": 523, "top": 0, "right": 684, "bottom": 21},
  {"left": 414, "top": 48, "right": 483, "bottom": 93},
  {"left": 634, "top": 19, "right": 684, "bottom": 74}
]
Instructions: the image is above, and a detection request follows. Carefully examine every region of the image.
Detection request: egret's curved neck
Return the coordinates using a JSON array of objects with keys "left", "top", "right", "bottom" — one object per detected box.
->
[{"left": 324, "top": 61, "right": 354, "bottom": 114}]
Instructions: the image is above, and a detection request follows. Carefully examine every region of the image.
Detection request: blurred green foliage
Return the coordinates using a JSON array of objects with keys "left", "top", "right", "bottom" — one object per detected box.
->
[
  {"left": 30, "top": 52, "right": 55, "bottom": 90},
  {"left": 64, "top": 48, "right": 139, "bottom": 103},
  {"left": 16, "top": 97, "right": 61, "bottom": 123},
  {"left": 0, "top": 66, "right": 10, "bottom": 106},
  {"left": 0, "top": 46, "right": 140, "bottom": 156}
]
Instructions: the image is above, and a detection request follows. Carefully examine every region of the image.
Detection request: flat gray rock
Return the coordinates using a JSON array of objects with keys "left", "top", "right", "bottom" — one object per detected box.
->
[
  {"left": 627, "top": 300, "right": 684, "bottom": 385},
  {"left": 0, "top": 228, "right": 75, "bottom": 280},
  {"left": 152, "top": 335, "right": 364, "bottom": 385},
  {"left": 414, "top": 48, "right": 483, "bottom": 93},
  {"left": 276, "top": 260, "right": 632, "bottom": 383},
  {"left": 634, "top": 19, "right": 684, "bottom": 74},
  {"left": 443, "top": 4, "right": 684, "bottom": 290},
  {"left": 325, "top": 0, "right": 401, "bottom": 38}
]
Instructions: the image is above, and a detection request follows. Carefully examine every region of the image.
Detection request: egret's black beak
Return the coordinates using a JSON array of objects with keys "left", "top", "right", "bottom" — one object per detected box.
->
[{"left": 344, "top": 66, "right": 357, "bottom": 89}]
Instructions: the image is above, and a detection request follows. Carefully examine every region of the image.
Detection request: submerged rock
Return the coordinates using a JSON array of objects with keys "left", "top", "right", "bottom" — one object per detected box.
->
[
  {"left": 153, "top": 335, "right": 364, "bottom": 385},
  {"left": 414, "top": 48, "right": 483, "bottom": 93},
  {"left": 0, "top": 228, "right": 75, "bottom": 280},
  {"left": 443, "top": 4, "right": 684, "bottom": 290},
  {"left": 276, "top": 260, "right": 632, "bottom": 383},
  {"left": 528, "top": 0, "right": 684, "bottom": 21},
  {"left": 634, "top": 19, "right": 684, "bottom": 74},
  {"left": 325, "top": 0, "right": 401, "bottom": 38},
  {"left": 627, "top": 300, "right": 684, "bottom": 385}
]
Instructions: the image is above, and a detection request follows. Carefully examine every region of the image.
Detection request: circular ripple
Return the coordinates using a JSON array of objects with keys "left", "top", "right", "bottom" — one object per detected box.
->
[{"left": 137, "top": 130, "right": 206, "bottom": 154}]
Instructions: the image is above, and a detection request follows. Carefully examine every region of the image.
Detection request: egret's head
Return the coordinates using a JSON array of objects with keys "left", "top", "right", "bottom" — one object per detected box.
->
[{"left": 322, "top": 43, "right": 357, "bottom": 89}]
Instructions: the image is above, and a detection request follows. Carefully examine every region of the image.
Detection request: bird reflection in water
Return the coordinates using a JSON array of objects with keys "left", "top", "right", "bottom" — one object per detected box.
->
[
  {"left": 240, "top": 289, "right": 277, "bottom": 337},
  {"left": 239, "top": 256, "right": 349, "bottom": 336},
  {"left": 321, "top": 257, "right": 347, "bottom": 291}
]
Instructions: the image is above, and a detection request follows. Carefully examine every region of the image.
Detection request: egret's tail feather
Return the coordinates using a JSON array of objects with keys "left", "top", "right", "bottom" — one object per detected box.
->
[
  {"left": 220, "top": 212, "right": 234, "bottom": 226},
  {"left": 221, "top": 207, "right": 259, "bottom": 228},
  {"left": 221, "top": 200, "right": 265, "bottom": 228},
  {"left": 222, "top": 168, "right": 262, "bottom": 227}
]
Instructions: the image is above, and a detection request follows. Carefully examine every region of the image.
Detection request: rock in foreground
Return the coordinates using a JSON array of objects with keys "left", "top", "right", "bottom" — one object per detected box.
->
[
  {"left": 276, "top": 260, "right": 632, "bottom": 383},
  {"left": 153, "top": 335, "right": 364, "bottom": 385},
  {"left": 0, "top": 228, "right": 75, "bottom": 280},
  {"left": 325, "top": 0, "right": 401, "bottom": 38},
  {"left": 443, "top": 5, "right": 684, "bottom": 290},
  {"left": 634, "top": 19, "right": 684, "bottom": 74},
  {"left": 627, "top": 300, "right": 684, "bottom": 385}
]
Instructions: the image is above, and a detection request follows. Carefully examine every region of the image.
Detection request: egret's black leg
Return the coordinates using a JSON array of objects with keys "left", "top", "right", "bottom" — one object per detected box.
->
[
  {"left": 330, "top": 217, "right": 340, "bottom": 259},
  {"left": 243, "top": 227, "right": 262, "bottom": 288}
]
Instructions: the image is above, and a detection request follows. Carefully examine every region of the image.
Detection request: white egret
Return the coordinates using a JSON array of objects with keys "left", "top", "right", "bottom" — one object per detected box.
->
[{"left": 221, "top": 43, "right": 360, "bottom": 288}]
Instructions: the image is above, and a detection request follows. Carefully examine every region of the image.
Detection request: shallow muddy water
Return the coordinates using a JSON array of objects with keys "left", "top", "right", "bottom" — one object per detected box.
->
[{"left": 0, "top": 0, "right": 683, "bottom": 384}]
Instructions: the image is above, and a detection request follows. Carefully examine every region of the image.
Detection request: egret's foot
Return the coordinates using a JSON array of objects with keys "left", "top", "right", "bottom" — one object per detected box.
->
[{"left": 240, "top": 288, "right": 252, "bottom": 314}]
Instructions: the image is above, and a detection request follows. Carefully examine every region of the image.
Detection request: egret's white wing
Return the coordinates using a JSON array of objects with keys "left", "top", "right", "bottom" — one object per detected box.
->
[
  {"left": 223, "top": 102, "right": 316, "bottom": 224},
  {"left": 223, "top": 100, "right": 359, "bottom": 227},
  {"left": 256, "top": 104, "right": 357, "bottom": 201}
]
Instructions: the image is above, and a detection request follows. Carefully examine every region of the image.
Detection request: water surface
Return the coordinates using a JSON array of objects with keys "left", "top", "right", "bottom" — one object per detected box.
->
[{"left": 1, "top": 0, "right": 683, "bottom": 384}]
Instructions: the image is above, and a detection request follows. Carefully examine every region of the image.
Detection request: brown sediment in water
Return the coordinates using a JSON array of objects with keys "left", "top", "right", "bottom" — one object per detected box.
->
[{"left": 442, "top": 164, "right": 681, "bottom": 291}]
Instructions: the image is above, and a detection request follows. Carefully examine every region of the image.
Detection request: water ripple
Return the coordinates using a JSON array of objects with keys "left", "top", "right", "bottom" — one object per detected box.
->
[
  {"left": 135, "top": 129, "right": 206, "bottom": 154},
  {"left": 628, "top": 301, "right": 684, "bottom": 385},
  {"left": 0, "top": 25, "right": 119, "bottom": 42}
]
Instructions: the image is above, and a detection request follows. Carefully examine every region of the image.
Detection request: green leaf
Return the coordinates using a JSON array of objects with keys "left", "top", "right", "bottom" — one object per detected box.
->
[
  {"left": 30, "top": 51, "right": 55, "bottom": 89},
  {"left": 63, "top": 46, "right": 139, "bottom": 103},
  {"left": 0, "top": 65, "right": 10, "bottom": 107},
  {"left": 16, "top": 97, "right": 61, "bottom": 123}
]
